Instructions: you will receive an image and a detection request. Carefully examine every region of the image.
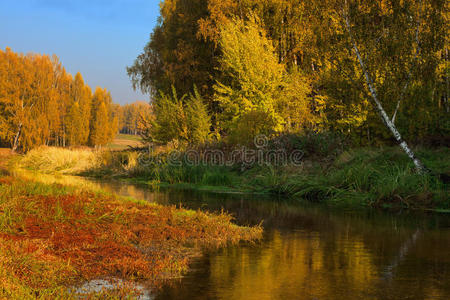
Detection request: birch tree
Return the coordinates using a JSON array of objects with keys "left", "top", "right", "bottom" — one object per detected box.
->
[
  {"left": 341, "top": 1, "right": 427, "bottom": 173},
  {"left": 0, "top": 48, "right": 119, "bottom": 151}
]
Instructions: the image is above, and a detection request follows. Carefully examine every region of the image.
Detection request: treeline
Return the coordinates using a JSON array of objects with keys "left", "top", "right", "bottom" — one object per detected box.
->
[
  {"left": 0, "top": 48, "right": 118, "bottom": 151},
  {"left": 128, "top": 0, "right": 449, "bottom": 147},
  {"left": 116, "top": 101, "right": 152, "bottom": 135}
]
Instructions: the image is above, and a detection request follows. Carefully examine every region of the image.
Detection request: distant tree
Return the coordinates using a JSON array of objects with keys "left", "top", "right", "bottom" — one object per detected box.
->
[
  {"left": 0, "top": 48, "right": 118, "bottom": 151},
  {"left": 90, "top": 101, "right": 110, "bottom": 147},
  {"left": 119, "top": 102, "right": 152, "bottom": 135},
  {"left": 138, "top": 110, "right": 154, "bottom": 145}
]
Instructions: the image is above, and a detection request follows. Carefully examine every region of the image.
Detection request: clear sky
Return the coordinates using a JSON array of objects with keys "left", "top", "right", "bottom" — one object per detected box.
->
[{"left": 0, "top": 0, "right": 160, "bottom": 105}]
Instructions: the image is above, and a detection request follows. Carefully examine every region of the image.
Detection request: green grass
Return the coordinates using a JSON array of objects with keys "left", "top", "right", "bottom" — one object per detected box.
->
[
  {"left": 126, "top": 147, "right": 449, "bottom": 210},
  {"left": 246, "top": 148, "right": 449, "bottom": 209},
  {"left": 15, "top": 146, "right": 450, "bottom": 210}
]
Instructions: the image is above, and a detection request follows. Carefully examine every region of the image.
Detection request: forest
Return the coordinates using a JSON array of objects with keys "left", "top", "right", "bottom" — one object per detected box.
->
[
  {"left": 1, "top": 0, "right": 448, "bottom": 206},
  {"left": 0, "top": 48, "right": 118, "bottom": 150},
  {"left": 128, "top": 0, "right": 448, "bottom": 152},
  {"left": 0, "top": 48, "right": 151, "bottom": 151},
  {"left": 1, "top": 1, "right": 448, "bottom": 160}
]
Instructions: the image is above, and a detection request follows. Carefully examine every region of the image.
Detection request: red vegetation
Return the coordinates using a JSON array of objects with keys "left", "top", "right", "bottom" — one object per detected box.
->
[{"left": 0, "top": 178, "right": 261, "bottom": 297}]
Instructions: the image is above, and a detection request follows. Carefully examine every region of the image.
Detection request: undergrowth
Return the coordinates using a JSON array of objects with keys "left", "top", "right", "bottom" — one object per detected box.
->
[{"left": 274, "top": 148, "right": 449, "bottom": 209}]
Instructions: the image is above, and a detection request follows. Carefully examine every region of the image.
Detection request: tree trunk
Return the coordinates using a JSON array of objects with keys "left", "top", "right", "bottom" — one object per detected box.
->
[
  {"left": 12, "top": 123, "right": 22, "bottom": 152},
  {"left": 344, "top": 12, "right": 427, "bottom": 174}
]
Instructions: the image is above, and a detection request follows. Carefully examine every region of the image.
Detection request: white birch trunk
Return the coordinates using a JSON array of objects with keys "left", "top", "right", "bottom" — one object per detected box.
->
[
  {"left": 343, "top": 12, "right": 427, "bottom": 174},
  {"left": 12, "top": 123, "right": 22, "bottom": 152}
]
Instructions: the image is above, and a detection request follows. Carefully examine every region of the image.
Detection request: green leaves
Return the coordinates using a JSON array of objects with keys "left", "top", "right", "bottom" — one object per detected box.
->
[
  {"left": 214, "top": 16, "right": 314, "bottom": 143},
  {"left": 151, "top": 86, "right": 211, "bottom": 145}
]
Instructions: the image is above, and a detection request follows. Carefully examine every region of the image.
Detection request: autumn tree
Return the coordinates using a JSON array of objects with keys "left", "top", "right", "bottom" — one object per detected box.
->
[
  {"left": 127, "top": 0, "right": 216, "bottom": 100},
  {"left": 214, "top": 16, "right": 314, "bottom": 143},
  {"left": 89, "top": 88, "right": 117, "bottom": 147},
  {"left": 337, "top": 0, "right": 445, "bottom": 172},
  {"left": 66, "top": 101, "right": 83, "bottom": 146},
  {"left": 185, "top": 87, "right": 211, "bottom": 144},
  {"left": 90, "top": 101, "right": 110, "bottom": 147},
  {"left": 70, "top": 72, "right": 92, "bottom": 145},
  {"left": 0, "top": 48, "right": 119, "bottom": 151},
  {"left": 129, "top": 0, "right": 448, "bottom": 151},
  {"left": 0, "top": 49, "right": 53, "bottom": 151}
]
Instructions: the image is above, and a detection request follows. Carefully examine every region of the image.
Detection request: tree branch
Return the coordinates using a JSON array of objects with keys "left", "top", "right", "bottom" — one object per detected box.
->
[{"left": 392, "top": 0, "right": 422, "bottom": 124}]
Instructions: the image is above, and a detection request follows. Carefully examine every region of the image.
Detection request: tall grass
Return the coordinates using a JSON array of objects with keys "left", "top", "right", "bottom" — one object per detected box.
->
[
  {"left": 19, "top": 146, "right": 101, "bottom": 174},
  {"left": 15, "top": 146, "right": 449, "bottom": 209},
  {"left": 252, "top": 148, "right": 449, "bottom": 209}
]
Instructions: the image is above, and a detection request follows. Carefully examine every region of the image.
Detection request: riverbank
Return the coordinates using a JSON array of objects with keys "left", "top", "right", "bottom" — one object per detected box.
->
[
  {"left": 0, "top": 172, "right": 261, "bottom": 299},
  {"left": 15, "top": 146, "right": 450, "bottom": 211}
]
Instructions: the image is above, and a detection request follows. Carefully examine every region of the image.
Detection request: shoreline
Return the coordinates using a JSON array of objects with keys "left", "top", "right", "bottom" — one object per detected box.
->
[
  {"left": 9, "top": 145, "right": 450, "bottom": 211},
  {"left": 0, "top": 160, "right": 262, "bottom": 298}
]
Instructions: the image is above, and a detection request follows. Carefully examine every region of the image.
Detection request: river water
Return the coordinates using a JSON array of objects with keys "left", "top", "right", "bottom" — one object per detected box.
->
[
  {"left": 20, "top": 173, "right": 450, "bottom": 299},
  {"left": 88, "top": 179, "right": 449, "bottom": 300}
]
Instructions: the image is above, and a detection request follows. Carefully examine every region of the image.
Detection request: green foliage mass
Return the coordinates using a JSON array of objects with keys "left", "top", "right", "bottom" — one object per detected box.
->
[
  {"left": 128, "top": 0, "right": 448, "bottom": 147},
  {"left": 151, "top": 86, "right": 211, "bottom": 145}
]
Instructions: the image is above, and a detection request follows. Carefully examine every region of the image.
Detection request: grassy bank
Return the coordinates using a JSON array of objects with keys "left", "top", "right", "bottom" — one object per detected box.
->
[
  {"left": 16, "top": 146, "right": 450, "bottom": 210},
  {"left": 0, "top": 175, "right": 261, "bottom": 299}
]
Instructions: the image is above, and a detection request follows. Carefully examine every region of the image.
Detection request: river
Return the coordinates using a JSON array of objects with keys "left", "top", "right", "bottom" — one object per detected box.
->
[{"left": 19, "top": 172, "right": 450, "bottom": 299}]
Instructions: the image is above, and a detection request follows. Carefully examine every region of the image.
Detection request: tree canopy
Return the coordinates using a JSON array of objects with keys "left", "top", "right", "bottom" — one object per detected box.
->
[
  {"left": 129, "top": 0, "right": 448, "bottom": 146},
  {"left": 0, "top": 48, "right": 118, "bottom": 151}
]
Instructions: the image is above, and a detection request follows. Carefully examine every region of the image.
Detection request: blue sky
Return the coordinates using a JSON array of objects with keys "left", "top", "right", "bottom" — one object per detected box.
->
[{"left": 0, "top": 0, "right": 160, "bottom": 104}]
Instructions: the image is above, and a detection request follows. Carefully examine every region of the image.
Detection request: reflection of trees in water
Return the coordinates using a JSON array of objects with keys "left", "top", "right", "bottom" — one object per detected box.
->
[
  {"left": 383, "top": 229, "right": 421, "bottom": 281},
  {"left": 154, "top": 223, "right": 449, "bottom": 300},
  {"left": 152, "top": 190, "right": 450, "bottom": 300}
]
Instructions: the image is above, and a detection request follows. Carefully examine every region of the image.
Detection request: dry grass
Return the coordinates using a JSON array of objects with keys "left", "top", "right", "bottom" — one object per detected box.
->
[
  {"left": 0, "top": 176, "right": 262, "bottom": 299},
  {"left": 17, "top": 147, "right": 148, "bottom": 177},
  {"left": 18, "top": 146, "right": 102, "bottom": 175}
]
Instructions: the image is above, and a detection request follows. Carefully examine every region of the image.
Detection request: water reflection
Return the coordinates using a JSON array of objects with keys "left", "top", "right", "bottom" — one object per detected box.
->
[
  {"left": 153, "top": 199, "right": 449, "bottom": 300},
  {"left": 16, "top": 171, "right": 450, "bottom": 299}
]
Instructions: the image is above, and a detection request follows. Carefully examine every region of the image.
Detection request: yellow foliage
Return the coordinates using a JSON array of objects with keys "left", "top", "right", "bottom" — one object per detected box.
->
[{"left": 0, "top": 48, "right": 118, "bottom": 151}]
